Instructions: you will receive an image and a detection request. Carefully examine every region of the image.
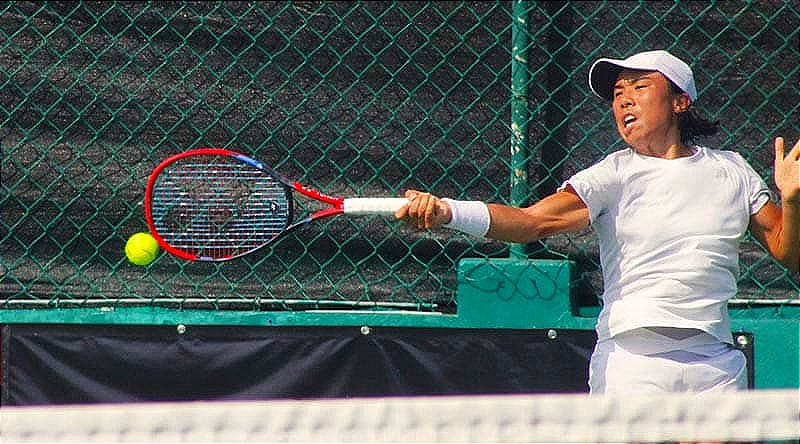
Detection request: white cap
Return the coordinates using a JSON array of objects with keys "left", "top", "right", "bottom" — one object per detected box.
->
[{"left": 588, "top": 50, "right": 697, "bottom": 102}]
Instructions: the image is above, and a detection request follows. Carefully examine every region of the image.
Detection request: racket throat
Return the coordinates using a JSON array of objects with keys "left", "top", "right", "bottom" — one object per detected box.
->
[{"left": 292, "top": 182, "right": 342, "bottom": 206}]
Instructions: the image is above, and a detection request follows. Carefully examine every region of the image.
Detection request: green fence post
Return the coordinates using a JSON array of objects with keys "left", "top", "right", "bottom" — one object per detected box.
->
[{"left": 510, "top": 0, "right": 531, "bottom": 259}]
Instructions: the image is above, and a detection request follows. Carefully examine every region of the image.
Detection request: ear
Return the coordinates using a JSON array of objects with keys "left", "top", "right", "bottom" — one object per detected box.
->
[{"left": 673, "top": 93, "right": 691, "bottom": 114}]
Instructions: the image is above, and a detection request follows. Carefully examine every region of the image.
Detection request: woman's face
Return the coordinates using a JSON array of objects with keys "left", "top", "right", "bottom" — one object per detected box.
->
[{"left": 612, "top": 69, "right": 688, "bottom": 154}]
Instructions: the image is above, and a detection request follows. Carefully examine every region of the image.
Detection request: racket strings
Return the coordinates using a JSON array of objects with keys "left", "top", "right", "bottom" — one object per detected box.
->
[{"left": 150, "top": 157, "right": 291, "bottom": 260}]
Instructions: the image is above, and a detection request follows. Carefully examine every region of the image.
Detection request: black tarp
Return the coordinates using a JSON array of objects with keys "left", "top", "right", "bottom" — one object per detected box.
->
[{"left": 1, "top": 324, "right": 595, "bottom": 405}]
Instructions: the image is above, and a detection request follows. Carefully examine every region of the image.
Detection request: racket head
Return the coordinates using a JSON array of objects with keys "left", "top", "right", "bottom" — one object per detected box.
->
[{"left": 144, "top": 148, "right": 294, "bottom": 261}]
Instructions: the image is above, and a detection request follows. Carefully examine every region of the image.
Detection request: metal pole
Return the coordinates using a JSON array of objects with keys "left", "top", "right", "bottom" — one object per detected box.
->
[{"left": 510, "top": 0, "right": 531, "bottom": 259}]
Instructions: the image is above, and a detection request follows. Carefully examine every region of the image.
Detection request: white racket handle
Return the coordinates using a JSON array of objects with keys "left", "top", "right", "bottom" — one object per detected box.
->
[{"left": 343, "top": 198, "right": 408, "bottom": 215}]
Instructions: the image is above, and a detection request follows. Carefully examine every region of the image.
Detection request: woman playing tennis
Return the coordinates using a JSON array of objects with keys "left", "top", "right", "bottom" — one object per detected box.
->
[{"left": 396, "top": 50, "right": 800, "bottom": 394}]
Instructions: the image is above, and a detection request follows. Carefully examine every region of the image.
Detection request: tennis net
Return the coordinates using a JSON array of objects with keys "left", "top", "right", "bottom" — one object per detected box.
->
[{"left": 1, "top": 389, "right": 798, "bottom": 443}]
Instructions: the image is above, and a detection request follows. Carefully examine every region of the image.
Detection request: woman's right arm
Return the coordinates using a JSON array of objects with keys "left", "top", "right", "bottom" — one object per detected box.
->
[{"left": 396, "top": 186, "right": 590, "bottom": 243}]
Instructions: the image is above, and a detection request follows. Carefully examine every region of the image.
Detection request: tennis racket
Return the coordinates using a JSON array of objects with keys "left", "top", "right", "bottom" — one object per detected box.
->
[{"left": 144, "top": 148, "right": 407, "bottom": 261}]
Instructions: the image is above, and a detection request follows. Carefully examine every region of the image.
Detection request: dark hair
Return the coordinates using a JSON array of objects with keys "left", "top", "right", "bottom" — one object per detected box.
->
[
  {"left": 667, "top": 79, "right": 720, "bottom": 145},
  {"left": 678, "top": 109, "right": 719, "bottom": 145}
]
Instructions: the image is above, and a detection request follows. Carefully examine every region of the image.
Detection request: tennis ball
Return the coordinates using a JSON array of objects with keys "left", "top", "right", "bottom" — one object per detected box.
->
[{"left": 125, "top": 232, "right": 160, "bottom": 266}]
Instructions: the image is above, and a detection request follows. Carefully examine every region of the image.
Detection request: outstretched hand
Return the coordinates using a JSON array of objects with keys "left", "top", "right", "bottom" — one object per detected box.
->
[
  {"left": 774, "top": 136, "right": 800, "bottom": 204},
  {"left": 394, "top": 190, "right": 452, "bottom": 229}
]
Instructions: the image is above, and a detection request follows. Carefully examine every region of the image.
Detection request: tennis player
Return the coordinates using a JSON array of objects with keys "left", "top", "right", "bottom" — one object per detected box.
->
[{"left": 396, "top": 50, "right": 800, "bottom": 394}]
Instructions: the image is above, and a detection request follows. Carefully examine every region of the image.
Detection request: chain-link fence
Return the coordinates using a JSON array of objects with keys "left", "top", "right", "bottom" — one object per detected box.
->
[{"left": 1, "top": 1, "right": 798, "bottom": 317}]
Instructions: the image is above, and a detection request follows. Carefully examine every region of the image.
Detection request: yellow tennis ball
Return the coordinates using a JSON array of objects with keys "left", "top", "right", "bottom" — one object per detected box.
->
[{"left": 125, "top": 232, "right": 159, "bottom": 266}]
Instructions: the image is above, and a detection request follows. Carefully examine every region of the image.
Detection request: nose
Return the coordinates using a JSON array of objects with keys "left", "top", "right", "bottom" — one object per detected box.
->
[{"left": 617, "top": 93, "right": 633, "bottom": 108}]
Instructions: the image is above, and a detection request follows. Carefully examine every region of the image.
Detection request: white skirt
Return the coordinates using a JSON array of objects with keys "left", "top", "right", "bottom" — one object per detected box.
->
[{"left": 589, "top": 327, "right": 748, "bottom": 394}]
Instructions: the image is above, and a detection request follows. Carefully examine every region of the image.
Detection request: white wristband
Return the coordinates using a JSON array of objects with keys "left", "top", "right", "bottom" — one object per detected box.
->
[{"left": 441, "top": 199, "right": 491, "bottom": 238}]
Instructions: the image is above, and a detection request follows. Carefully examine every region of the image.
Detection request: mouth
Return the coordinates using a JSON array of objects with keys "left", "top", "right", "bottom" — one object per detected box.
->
[{"left": 622, "top": 114, "right": 636, "bottom": 128}]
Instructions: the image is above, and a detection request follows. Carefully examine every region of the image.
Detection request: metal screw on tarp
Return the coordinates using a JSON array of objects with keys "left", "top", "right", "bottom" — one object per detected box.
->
[{"left": 736, "top": 334, "right": 749, "bottom": 347}]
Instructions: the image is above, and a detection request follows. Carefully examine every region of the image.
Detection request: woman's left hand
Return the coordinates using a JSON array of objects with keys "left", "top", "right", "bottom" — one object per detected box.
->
[{"left": 774, "top": 136, "right": 800, "bottom": 204}]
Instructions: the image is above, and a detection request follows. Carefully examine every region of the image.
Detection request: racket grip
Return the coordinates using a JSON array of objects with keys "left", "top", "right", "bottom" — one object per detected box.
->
[{"left": 343, "top": 198, "right": 408, "bottom": 216}]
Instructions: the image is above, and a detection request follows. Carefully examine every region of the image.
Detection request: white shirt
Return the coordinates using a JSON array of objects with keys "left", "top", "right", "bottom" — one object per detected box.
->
[{"left": 563, "top": 146, "right": 771, "bottom": 343}]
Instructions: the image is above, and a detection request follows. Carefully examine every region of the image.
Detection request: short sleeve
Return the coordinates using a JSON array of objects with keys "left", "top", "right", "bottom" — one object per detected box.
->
[
  {"left": 558, "top": 153, "right": 623, "bottom": 223},
  {"left": 732, "top": 152, "right": 772, "bottom": 215}
]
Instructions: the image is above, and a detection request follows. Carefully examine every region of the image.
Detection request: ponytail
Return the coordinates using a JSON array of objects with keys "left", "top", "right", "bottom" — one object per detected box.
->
[
  {"left": 679, "top": 109, "right": 720, "bottom": 145},
  {"left": 667, "top": 79, "right": 720, "bottom": 145}
]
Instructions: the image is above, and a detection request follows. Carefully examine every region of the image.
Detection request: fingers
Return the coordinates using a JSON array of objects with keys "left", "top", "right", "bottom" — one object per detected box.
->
[
  {"left": 773, "top": 136, "right": 800, "bottom": 172},
  {"left": 773, "top": 136, "right": 800, "bottom": 202},
  {"left": 395, "top": 190, "right": 446, "bottom": 229},
  {"left": 393, "top": 190, "right": 417, "bottom": 219},
  {"left": 774, "top": 136, "right": 784, "bottom": 164},
  {"left": 776, "top": 136, "right": 800, "bottom": 161},
  {"left": 423, "top": 193, "right": 439, "bottom": 228},
  {"left": 408, "top": 192, "right": 437, "bottom": 229},
  {"left": 404, "top": 189, "right": 421, "bottom": 200}
]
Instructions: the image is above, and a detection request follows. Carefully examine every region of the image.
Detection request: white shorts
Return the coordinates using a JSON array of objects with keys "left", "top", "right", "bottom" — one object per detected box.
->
[{"left": 589, "top": 328, "right": 748, "bottom": 394}]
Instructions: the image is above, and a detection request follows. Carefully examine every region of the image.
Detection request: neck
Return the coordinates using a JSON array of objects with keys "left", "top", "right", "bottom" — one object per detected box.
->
[{"left": 634, "top": 142, "right": 694, "bottom": 159}]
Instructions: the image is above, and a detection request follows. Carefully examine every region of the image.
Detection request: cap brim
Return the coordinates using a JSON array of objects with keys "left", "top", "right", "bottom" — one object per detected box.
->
[{"left": 588, "top": 59, "right": 625, "bottom": 101}]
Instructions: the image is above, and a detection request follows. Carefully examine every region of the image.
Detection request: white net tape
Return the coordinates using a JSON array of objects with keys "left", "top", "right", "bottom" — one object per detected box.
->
[{"left": 1, "top": 389, "right": 798, "bottom": 443}]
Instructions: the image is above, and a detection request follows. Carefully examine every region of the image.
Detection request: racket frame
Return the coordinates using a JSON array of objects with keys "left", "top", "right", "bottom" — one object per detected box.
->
[{"left": 144, "top": 148, "right": 354, "bottom": 261}]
